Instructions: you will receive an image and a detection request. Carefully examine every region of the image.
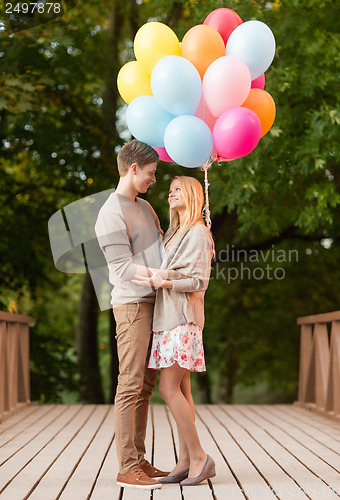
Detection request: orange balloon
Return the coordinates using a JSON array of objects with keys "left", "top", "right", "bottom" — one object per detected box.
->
[
  {"left": 241, "top": 89, "right": 276, "bottom": 137},
  {"left": 181, "top": 25, "right": 225, "bottom": 80}
]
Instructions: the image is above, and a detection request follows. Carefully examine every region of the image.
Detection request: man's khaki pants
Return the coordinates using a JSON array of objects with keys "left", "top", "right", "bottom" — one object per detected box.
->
[{"left": 112, "top": 302, "right": 157, "bottom": 474}]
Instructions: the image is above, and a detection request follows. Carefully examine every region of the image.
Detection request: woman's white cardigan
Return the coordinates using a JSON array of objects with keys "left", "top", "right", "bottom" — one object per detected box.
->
[{"left": 152, "top": 222, "right": 214, "bottom": 332}]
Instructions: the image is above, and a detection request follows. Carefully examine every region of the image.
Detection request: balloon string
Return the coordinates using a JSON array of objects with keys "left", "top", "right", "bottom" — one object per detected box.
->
[{"left": 201, "top": 157, "right": 214, "bottom": 230}]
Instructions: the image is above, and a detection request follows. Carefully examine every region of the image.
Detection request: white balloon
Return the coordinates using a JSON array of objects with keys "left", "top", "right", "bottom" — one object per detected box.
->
[
  {"left": 203, "top": 56, "right": 251, "bottom": 118},
  {"left": 226, "top": 20, "right": 276, "bottom": 80}
]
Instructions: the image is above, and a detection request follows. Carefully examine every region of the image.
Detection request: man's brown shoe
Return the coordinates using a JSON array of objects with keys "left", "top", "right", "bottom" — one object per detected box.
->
[
  {"left": 116, "top": 466, "right": 162, "bottom": 489},
  {"left": 140, "top": 460, "right": 170, "bottom": 478}
]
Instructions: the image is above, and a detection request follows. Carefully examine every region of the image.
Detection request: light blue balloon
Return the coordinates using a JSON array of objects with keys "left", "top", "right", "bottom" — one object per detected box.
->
[
  {"left": 126, "top": 96, "right": 175, "bottom": 147},
  {"left": 226, "top": 20, "right": 276, "bottom": 80},
  {"left": 164, "top": 115, "right": 213, "bottom": 168},
  {"left": 151, "top": 56, "right": 202, "bottom": 116}
]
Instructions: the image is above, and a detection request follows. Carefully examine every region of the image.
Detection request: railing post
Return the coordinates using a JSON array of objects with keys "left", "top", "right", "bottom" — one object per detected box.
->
[
  {"left": 297, "top": 310, "right": 340, "bottom": 420},
  {"left": 326, "top": 321, "right": 340, "bottom": 416},
  {"left": 298, "top": 324, "right": 313, "bottom": 403},
  {"left": 0, "top": 320, "right": 7, "bottom": 418},
  {"left": 312, "top": 323, "right": 330, "bottom": 411},
  {"left": 0, "top": 312, "right": 34, "bottom": 421}
]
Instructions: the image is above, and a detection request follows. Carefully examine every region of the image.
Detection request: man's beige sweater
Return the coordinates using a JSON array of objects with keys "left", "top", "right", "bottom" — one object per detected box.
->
[{"left": 95, "top": 191, "right": 163, "bottom": 305}]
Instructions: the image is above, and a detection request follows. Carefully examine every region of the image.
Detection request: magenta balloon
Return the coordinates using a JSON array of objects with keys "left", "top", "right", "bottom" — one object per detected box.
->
[
  {"left": 213, "top": 107, "right": 261, "bottom": 159},
  {"left": 203, "top": 8, "right": 243, "bottom": 45},
  {"left": 251, "top": 73, "right": 265, "bottom": 89},
  {"left": 153, "top": 146, "right": 174, "bottom": 162}
]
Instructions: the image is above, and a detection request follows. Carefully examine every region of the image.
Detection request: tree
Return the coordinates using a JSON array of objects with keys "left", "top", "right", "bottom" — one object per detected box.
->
[{"left": 1, "top": 0, "right": 339, "bottom": 403}]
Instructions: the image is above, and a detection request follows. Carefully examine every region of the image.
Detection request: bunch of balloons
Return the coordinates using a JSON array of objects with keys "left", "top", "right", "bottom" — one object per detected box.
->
[{"left": 117, "top": 8, "right": 276, "bottom": 168}]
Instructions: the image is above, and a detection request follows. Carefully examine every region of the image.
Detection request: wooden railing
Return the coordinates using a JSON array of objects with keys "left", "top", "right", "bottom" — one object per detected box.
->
[
  {"left": 0, "top": 311, "right": 34, "bottom": 421},
  {"left": 297, "top": 310, "right": 340, "bottom": 420}
]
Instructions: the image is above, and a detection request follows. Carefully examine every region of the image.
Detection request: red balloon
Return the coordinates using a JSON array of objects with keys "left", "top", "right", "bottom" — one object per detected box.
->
[
  {"left": 251, "top": 73, "right": 265, "bottom": 90},
  {"left": 204, "top": 8, "right": 243, "bottom": 46},
  {"left": 153, "top": 146, "right": 174, "bottom": 163}
]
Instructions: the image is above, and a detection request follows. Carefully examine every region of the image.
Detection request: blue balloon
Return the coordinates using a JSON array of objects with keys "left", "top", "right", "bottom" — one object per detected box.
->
[
  {"left": 126, "top": 96, "right": 174, "bottom": 147},
  {"left": 226, "top": 20, "right": 275, "bottom": 80},
  {"left": 151, "top": 56, "right": 202, "bottom": 116},
  {"left": 164, "top": 115, "right": 213, "bottom": 168}
]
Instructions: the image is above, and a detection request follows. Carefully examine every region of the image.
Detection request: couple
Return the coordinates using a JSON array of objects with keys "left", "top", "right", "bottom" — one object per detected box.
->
[{"left": 95, "top": 139, "right": 215, "bottom": 490}]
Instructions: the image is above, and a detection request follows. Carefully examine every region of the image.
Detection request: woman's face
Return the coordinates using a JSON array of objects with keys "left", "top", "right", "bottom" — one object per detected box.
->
[{"left": 168, "top": 179, "right": 186, "bottom": 212}]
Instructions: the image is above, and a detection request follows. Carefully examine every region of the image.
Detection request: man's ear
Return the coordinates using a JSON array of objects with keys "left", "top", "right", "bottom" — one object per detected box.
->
[{"left": 130, "top": 162, "right": 138, "bottom": 175}]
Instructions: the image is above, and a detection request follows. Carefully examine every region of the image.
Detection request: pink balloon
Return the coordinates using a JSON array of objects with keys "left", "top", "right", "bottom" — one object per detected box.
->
[
  {"left": 195, "top": 94, "right": 216, "bottom": 132},
  {"left": 203, "top": 56, "right": 251, "bottom": 118},
  {"left": 204, "top": 8, "right": 243, "bottom": 46},
  {"left": 211, "top": 145, "right": 233, "bottom": 162},
  {"left": 251, "top": 73, "right": 265, "bottom": 89},
  {"left": 213, "top": 107, "right": 261, "bottom": 159},
  {"left": 153, "top": 146, "right": 174, "bottom": 163}
]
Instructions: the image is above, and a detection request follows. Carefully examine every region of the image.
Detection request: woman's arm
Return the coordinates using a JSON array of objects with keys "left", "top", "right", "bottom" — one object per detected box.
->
[
  {"left": 133, "top": 228, "right": 214, "bottom": 292},
  {"left": 132, "top": 270, "right": 173, "bottom": 289},
  {"left": 134, "top": 264, "right": 185, "bottom": 280},
  {"left": 168, "top": 229, "right": 214, "bottom": 293}
]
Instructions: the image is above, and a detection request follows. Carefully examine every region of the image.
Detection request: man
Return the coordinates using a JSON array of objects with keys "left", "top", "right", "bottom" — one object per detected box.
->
[{"left": 95, "top": 139, "right": 168, "bottom": 490}]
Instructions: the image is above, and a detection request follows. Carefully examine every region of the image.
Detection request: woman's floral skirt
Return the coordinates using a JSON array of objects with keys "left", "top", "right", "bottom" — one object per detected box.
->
[{"left": 148, "top": 323, "right": 206, "bottom": 372}]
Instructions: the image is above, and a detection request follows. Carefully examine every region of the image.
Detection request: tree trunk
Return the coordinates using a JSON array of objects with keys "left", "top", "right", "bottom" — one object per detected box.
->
[
  {"left": 218, "top": 354, "right": 239, "bottom": 404},
  {"left": 75, "top": 272, "right": 105, "bottom": 403},
  {"left": 195, "top": 371, "right": 212, "bottom": 403}
]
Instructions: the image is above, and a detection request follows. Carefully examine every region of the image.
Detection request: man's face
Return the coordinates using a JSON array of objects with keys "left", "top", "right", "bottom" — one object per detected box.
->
[{"left": 132, "top": 161, "right": 157, "bottom": 194}]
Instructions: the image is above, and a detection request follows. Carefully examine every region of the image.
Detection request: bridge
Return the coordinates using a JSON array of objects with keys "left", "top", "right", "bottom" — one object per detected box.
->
[{"left": 0, "top": 310, "right": 339, "bottom": 499}]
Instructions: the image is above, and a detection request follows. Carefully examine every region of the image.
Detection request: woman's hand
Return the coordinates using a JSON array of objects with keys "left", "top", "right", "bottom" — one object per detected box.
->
[{"left": 132, "top": 270, "right": 166, "bottom": 289}]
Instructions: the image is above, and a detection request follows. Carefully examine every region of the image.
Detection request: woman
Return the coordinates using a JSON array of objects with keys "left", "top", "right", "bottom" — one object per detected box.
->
[{"left": 132, "top": 176, "right": 216, "bottom": 486}]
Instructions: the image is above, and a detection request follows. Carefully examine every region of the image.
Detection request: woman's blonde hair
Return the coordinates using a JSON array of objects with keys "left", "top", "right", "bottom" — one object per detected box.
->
[{"left": 168, "top": 176, "right": 207, "bottom": 237}]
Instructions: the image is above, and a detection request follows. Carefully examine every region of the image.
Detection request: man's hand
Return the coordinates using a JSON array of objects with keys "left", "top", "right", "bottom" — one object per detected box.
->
[{"left": 132, "top": 270, "right": 166, "bottom": 289}]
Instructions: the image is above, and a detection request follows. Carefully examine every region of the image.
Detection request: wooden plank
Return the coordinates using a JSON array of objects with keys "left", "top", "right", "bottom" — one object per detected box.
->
[
  {"left": 224, "top": 405, "right": 339, "bottom": 499},
  {"left": 297, "top": 310, "right": 340, "bottom": 325},
  {"left": 195, "top": 405, "right": 276, "bottom": 499},
  {"left": 0, "top": 405, "right": 68, "bottom": 464},
  {"left": 167, "top": 405, "right": 214, "bottom": 499},
  {"left": 0, "top": 312, "right": 34, "bottom": 325},
  {"left": 298, "top": 325, "right": 313, "bottom": 403},
  {"left": 153, "top": 405, "right": 181, "bottom": 500},
  {"left": 313, "top": 323, "right": 330, "bottom": 410},
  {"left": 17, "top": 323, "right": 30, "bottom": 404},
  {"left": 7, "top": 322, "right": 19, "bottom": 413},
  {"left": 0, "top": 405, "right": 79, "bottom": 492},
  {"left": 261, "top": 405, "right": 340, "bottom": 459},
  {"left": 0, "top": 405, "right": 56, "bottom": 446},
  {"left": 284, "top": 405, "right": 340, "bottom": 441},
  {"left": 326, "top": 321, "right": 340, "bottom": 416},
  {"left": 89, "top": 430, "right": 120, "bottom": 500},
  {"left": 0, "top": 320, "right": 7, "bottom": 419},
  {"left": 0, "top": 404, "right": 41, "bottom": 435},
  {"left": 195, "top": 405, "right": 245, "bottom": 500},
  {"left": 198, "top": 405, "right": 306, "bottom": 500},
  {"left": 26, "top": 405, "right": 103, "bottom": 499},
  {"left": 250, "top": 406, "right": 340, "bottom": 475},
  {"left": 0, "top": 405, "right": 84, "bottom": 499},
  {"left": 57, "top": 405, "right": 113, "bottom": 499}
]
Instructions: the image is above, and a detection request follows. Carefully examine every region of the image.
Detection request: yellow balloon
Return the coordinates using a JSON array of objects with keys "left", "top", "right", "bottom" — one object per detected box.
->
[
  {"left": 117, "top": 61, "right": 152, "bottom": 104},
  {"left": 134, "top": 22, "right": 181, "bottom": 74}
]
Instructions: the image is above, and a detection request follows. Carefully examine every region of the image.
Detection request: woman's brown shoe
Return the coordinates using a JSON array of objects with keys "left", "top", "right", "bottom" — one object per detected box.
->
[
  {"left": 158, "top": 468, "right": 189, "bottom": 484},
  {"left": 180, "top": 456, "right": 216, "bottom": 486}
]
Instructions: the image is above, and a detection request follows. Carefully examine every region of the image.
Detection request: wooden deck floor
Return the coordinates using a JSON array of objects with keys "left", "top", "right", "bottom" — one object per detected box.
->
[{"left": 0, "top": 404, "right": 339, "bottom": 499}]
